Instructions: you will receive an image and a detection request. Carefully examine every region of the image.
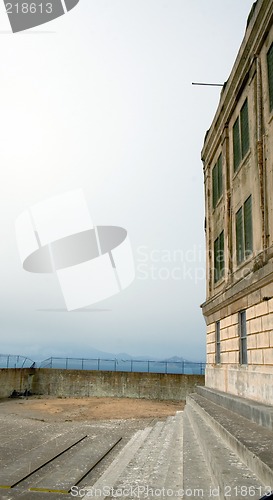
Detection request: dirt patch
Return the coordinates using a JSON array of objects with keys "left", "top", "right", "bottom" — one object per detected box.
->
[{"left": 0, "top": 396, "right": 184, "bottom": 422}]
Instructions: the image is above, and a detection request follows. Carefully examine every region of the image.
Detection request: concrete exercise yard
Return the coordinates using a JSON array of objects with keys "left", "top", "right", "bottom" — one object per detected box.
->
[{"left": 0, "top": 396, "right": 184, "bottom": 500}]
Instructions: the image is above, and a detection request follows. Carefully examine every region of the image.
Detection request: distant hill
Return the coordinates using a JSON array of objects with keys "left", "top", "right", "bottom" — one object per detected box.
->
[{"left": 33, "top": 347, "right": 204, "bottom": 364}]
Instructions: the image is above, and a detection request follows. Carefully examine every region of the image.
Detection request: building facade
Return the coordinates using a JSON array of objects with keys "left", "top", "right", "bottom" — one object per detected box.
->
[{"left": 202, "top": 0, "right": 273, "bottom": 404}]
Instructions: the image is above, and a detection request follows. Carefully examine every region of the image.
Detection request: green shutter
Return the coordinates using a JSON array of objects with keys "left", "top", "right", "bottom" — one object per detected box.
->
[
  {"left": 214, "top": 231, "right": 224, "bottom": 282},
  {"left": 233, "top": 118, "right": 241, "bottom": 171},
  {"left": 240, "top": 99, "right": 249, "bottom": 158},
  {"left": 244, "top": 195, "right": 253, "bottom": 258},
  {"left": 236, "top": 207, "right": 244, "bottom": 264},
  {"left": 218, "top": 154, "right": 223, "bottom": 199},
  {"left": 267, "top": 42, "right": 273, "bottom": 111},
  {"left": 212, "top": 163, "right": 218, "bottom": 208},
  {"left": 212, "top": 154, "right": 222, "bottom": 209}
]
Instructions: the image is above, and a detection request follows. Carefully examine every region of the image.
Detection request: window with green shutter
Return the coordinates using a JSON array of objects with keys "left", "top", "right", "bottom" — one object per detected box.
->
[
  {"left": 233, "top": 118, "right": 241, "bottom": 171},
  {"left": 212, "top": 164, "right": 217, "bottom": 209},
  {"left": 267, "top": 42, "right": 273, "bottom": 111},
  {"left": 236, "top": 195, "right": 253, "bottom": 265},
  {"left": 244, "top": 195, "right": 253, "bottom": 259},
  {"left": 236, "top": 207, "right": 244, "bottom": 264},
  {"left": 214, "top": 230, "right": 224, "bottom": 283},
  {"left": 233, "top": 99, "right": 250, "bottom": 172},
  {"left": 212, "top": 154, "right": 223, "bottom": 208},
  {"left": 240, "top": 100, "right": 249, "bottom": 158}
]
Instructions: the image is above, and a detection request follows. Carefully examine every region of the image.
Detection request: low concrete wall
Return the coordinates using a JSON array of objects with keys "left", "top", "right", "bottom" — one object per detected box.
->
[{"left": 0, "top": 368, "right": 204, "bottom": 401}]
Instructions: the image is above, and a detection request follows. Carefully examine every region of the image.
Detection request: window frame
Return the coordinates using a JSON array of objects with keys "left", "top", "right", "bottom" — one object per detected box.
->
[
  {"left": 233, "top": 98, "right": 250, "bottom": 173},
  {"left": 239, "top": 310, "right": 247, "bottom": 365},
  {"left": 212, "top": 154, "right": 223, "bottom": 209},
  {"left": 214, "top": 230, "right": 225, "bottom": 283},
  {"left": 215, "top": 321, "right": 221, "bottom": 364},
  {"left": 235, "top": 195, "right": 253, "bottom": 266}
]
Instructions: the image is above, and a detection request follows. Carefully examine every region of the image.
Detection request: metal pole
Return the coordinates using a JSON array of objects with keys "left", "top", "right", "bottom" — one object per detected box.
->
[{"left": 192, "top": 82, "right": 224, "bottom": 87}]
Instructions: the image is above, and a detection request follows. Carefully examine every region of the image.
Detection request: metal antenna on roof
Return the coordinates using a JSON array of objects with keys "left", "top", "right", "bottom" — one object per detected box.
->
[{"left": 192, "top": 82, "right": 224, "bottom": 87}]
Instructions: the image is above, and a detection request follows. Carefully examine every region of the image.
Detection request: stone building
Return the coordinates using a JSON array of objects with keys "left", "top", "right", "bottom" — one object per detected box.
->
[{"left": 201, "top": 0, "right": 273, "bottom": 405}]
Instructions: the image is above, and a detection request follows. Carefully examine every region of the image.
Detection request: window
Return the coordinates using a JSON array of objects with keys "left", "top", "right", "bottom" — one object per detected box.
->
[
  {"left": 215, "top": 321, "right": 221, "bottom": 364},
  {"left": 236, "top": 195, "right": 253, "bottom": 265},
  {"left": 214, "top": 231, "right": 224, "bottom": 283},
  {"left": 212, "top": 154, "right": 223, "bottom": 208},
  {"left": 233, "top": 99, "right": 250, "bottom": 172},
  {"left": 267, "top": 42, "right": 273, "bottom": 111},
  {"left": 239, "top": 310, "right": 247, "bottom": 365}
]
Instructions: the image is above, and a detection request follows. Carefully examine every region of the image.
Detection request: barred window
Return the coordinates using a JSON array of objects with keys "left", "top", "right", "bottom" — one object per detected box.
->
[
  {"left": 239, "top": 310, "right": 247, "bottom": 365},
  {"left": 215, "top": 321, "right": 221, "bottom": 364}
]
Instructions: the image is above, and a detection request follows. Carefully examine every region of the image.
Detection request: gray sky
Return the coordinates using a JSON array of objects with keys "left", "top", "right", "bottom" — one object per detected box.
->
[{"left": 0, "top": 0, "right": 254, "bottom": 361}]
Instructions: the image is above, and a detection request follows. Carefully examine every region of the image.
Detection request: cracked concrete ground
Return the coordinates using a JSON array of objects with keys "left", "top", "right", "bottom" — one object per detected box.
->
[{"left": 0, "top": 396, "right": 184, "bottom": 500}]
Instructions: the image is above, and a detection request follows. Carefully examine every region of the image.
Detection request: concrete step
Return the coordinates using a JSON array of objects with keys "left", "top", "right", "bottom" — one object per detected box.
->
[
  {"left": 84, "top": 414, "right": 184, "bottom": 500},
  {"left": 82, "top": 426, "right": 153, "bottom": 499},
  {"left": 183, "top": 411, "right": 216, "bottom": 500},
  {"left": 188, "top": 393, "right": 273, "bottom": 488},
  {"left": 186, "top": 401, "right": 264, "bottom": 500},
  {"left": 138, "top": 415, "right": 179, "bottom": 490},
  {"left": 163, "top": 411, "right": 183, "bottom": 493},
  {"left": 113, "top": 417, "right": 174, "bottom": 493},
  {"left": 112, "top": 412, "right": 184, "bottom": 499},
  {"left": 196, "top": 386, "right": 273, "bottom": 431}
]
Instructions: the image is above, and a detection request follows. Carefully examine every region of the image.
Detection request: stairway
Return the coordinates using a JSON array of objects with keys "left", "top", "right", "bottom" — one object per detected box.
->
[
  {"left": 82, "top": 412, "right": 183, "bottom": 499},
  {"left": 81, "top": 389, "right": 273, "bottom": 500},
  {"left": 183, "top": 387, "right": 273, "bottom": 500}
]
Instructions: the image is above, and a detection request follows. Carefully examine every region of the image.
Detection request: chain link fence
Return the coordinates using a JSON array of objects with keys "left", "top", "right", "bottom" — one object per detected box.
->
[
  {"left": 39, "top": 357, "right": 205, "bottom": 375},
  {"left": 0, "top": 354, "right": 35, "bottom": 369}
]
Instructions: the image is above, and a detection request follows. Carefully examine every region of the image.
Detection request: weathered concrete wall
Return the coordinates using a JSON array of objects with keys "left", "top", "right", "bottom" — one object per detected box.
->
[
  {"left": 206, "top": 364, "right": 273, "bottom": 405},
  {"left": 0, "top": 368, "right": 204, "bottom": 400},
  {"left": 0, "top": 369, "right": 36, "bottom": 398},
  {"left": 33, "top": 369, "right": 204, "bottom": 400}
]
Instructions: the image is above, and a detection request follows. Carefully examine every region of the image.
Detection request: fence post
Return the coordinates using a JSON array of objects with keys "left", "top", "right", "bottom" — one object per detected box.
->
[
  {"left": 165, "top": 361, "right": 167, "bottom": 374},
  {"left": 7, "top": 355, "right": 9, "bottom": 368},
  {"left": 98, "top": 359, "right": 100, "bottom": 371},
  {"left": 131, "top": 360, "right": 133, "bottom": 372},
  {"left": 65, "top": 358, "right": 68, "bottom": 370},
  {"left": 148, "top": 360, "right": 150, "bottom": 373},
  {"left": 82, "top": 358, "right": 84, "bottom": 370},
  {"left": 114, "top": 359, "right": 117, "bottom": 371}
]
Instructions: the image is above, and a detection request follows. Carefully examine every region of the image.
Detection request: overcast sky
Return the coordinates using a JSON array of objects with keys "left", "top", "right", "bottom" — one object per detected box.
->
[{"left": 0, "top": 0, "right": 255, "bottom": 362}]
